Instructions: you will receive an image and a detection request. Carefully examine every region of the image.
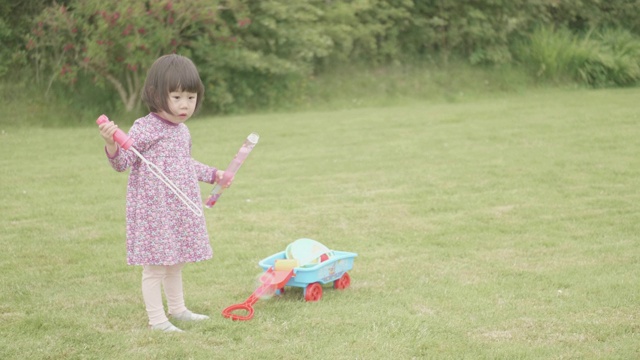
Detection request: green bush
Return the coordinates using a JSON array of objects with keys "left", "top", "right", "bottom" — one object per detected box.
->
[
  {"left": 542, "top": 0, "right": 640, "bottom": 35},
  {"left": 0, "top": 0, "right": 69, "bottom": 77},
  {"left": 515, "top": 26, "right": 640, "bottom": 87},
  {"left": 399, "top": 0, "right": 549, "bottom": 65},
  {"left": 190, "top": 0, "right": 333, "bottom": 113},
  {"left": 584, "top": 28, "right": 640, "bottom": 86},
  {"left": 514, "top": 26, "right": 584, "bottom": 83}
]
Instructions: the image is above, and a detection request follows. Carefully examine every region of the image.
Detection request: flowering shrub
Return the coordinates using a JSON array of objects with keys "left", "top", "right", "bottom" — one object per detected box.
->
[
  {"left": 25, "top": 0, "right": 344, "bottom": 113},
  {"left": 26, "top": 0, "right": 237, "bottom": 111}
]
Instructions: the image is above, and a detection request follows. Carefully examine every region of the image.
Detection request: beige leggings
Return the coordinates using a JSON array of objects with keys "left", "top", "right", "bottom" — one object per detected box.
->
[{"left": 141, "top": 263, "right": 188, "bottom": 326}]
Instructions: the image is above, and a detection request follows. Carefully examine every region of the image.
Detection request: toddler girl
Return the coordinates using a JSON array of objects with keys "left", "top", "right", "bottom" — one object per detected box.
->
[{"left": 98, "top": 54, "right": 228, "bottom": 332}]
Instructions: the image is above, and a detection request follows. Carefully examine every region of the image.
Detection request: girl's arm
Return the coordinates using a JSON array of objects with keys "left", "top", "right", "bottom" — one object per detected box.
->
[
  {"left": 191, "top": 159, "right": 219, "bottom": 184},
  {"left": 98, "top": 120, "right": 139, "bottom": 172}
]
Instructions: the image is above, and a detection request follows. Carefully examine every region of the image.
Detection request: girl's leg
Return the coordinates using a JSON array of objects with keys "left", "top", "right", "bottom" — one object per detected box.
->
[
  {"left": 163, "top": 263, "right": 187, "bottom": 316},
  {"left": 141, "top": 265, "right": 170, "bottom": 326},
  {"left": 164, "top": 263, "right": 209, "bottom": 321}
]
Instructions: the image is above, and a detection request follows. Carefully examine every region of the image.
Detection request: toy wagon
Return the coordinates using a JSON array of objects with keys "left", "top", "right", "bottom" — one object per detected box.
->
[
  {"left": 222, "top": 239, "right": 357, "bottom": 321},
  {"left": 258, "top": 249, "right": 358, "bottom": 301}
]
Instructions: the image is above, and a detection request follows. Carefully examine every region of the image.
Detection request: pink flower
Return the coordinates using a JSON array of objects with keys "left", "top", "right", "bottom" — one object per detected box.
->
[
  {"left": 122, "top": 24, "right": 133, "bottom": 36},
  {"left": 237, "top": 18, "right": 252, "bottom": 28}
]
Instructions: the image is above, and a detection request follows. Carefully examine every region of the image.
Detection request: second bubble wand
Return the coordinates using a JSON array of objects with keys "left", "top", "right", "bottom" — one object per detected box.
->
[{"left": 205, "top": 132, "right": 259, "bottom": 208}]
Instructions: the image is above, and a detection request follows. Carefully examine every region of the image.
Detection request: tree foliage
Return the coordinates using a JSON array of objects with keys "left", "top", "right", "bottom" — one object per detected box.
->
[
  {"left": 14, "top": 0, "right": 640, "bottom": 114},
  {"left": 25, "top": 0, "right": 237, "bottom": 111},
  {"left": 0, "top": 0, "right": 70, "bottom": 77}
]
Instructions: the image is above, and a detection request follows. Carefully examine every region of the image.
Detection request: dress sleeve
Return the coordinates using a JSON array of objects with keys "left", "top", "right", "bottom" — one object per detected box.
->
[
  {"left": 105, "top": 120, "right": 147, "bottom": 172},
  {"left": 192, "top": 159, "right": 218, "bottom": 184},
  {"left": 106, "top": 144, "right": 138, "bottom": 172}
]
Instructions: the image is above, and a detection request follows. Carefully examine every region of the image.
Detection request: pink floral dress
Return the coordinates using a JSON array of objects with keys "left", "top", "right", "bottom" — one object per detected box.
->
[{"left": 106, "top": 113, "right": 217, "bottom": 266}]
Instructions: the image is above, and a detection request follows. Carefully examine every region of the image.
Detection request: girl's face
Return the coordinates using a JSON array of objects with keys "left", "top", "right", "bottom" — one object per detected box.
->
[{"left": 157, "top": 90, "right": 198, "bottom": 124}]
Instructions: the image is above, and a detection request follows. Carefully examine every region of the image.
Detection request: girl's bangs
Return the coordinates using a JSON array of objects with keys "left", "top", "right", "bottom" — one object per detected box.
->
[{"left": 166, "top": 63, "right": 203, "bottom": 93}]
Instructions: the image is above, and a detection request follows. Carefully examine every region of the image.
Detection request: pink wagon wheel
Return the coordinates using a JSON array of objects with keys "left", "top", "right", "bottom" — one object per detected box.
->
[
  {"left": 333, "top": 272, "right": 351, "bottom": 290},
  {"left": 304, "top": 283, "right": 323, "bottom": 302}
]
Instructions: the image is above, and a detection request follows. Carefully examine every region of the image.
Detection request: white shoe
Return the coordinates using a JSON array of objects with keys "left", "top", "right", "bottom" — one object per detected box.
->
[
  {"left": 171, "top": 310, "right": 210, "bottom": 321},
  {"left": 149, "top": 321, "right": 184, "bottom": 332}
]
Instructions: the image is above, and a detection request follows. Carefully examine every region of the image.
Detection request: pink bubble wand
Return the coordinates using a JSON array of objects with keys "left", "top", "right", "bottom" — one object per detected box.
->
[
  {"left": 96, "top": 115, "right": 203, "bottom": 217},
  {"left": 206, "top": 132, "right": 259, "bottom": 208}
]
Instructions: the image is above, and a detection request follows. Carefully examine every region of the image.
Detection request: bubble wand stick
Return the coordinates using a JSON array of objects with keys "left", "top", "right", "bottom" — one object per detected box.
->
[
  {"left": 96, "top": 115, "right": 203, "bottom": 217},
  {"left": 206, "top": 133, "right": 259, "bottom": 208}
]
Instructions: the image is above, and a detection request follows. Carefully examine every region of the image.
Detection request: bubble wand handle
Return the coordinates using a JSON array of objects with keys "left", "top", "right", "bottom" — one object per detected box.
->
[
  {"left": 205, "top": 133, "right": 259, "bottom": 208},
  {"left": 96, "top": 115, "right": 203, "bottom": 217}
]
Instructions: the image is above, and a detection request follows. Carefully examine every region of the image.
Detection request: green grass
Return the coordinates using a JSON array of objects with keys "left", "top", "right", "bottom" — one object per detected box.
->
[
  {"left": 301, "top": 60, "right": 533, "bottom": 111},
  {"left": 1, "top": 87, "right": 639, "bottom": 359}
]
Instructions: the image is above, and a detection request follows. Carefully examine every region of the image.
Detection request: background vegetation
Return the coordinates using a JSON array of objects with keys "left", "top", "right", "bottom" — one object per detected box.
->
[{"left": 1, "top": 0, "right": 640, "bottom": 124}]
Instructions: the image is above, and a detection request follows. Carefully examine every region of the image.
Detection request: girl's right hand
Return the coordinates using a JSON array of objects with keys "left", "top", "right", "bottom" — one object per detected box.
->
[
  {"left": 98, "top": 121, "right": 118, "bottom": 145},
  {"left": 216, "top": 170, "right": 234, "bottom": 188},
  {"left": 98, "top": 120, "right": 119, "bottom": 155}
]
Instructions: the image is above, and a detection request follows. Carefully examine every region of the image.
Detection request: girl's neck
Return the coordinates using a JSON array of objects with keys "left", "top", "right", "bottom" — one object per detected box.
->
[{"left": 151, "top": 112, "right": 179, "bottom": 126}]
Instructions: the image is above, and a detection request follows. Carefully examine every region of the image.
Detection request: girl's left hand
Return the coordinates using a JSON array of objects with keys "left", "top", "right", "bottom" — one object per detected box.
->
[{"left": 216, "top": 170, "right": 234, "bottom": 188}]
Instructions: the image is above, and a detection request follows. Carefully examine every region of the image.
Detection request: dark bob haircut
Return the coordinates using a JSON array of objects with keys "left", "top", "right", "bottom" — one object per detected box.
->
[{"left": 141, "top": 54, "right": 205, "bottom": 114}]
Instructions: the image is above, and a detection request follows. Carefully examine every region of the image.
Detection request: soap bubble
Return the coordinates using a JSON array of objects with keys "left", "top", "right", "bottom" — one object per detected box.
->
[{"left": 254, "top": 271, "right": 277, "bottom": 300}]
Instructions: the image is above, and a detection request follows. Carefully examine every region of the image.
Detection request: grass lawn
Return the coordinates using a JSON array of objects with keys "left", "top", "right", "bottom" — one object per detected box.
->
[{"left": 1, "top": 88, "right": 639, "bottom": 359}]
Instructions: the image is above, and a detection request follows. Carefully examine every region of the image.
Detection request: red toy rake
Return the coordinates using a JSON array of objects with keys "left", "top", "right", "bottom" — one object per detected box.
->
[{"left": 222, "top": 267, "right": 294, "bottom": 321}]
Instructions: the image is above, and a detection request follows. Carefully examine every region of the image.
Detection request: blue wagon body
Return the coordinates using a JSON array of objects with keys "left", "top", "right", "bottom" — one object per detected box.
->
[{"left": 258, "top": 250, "right": 357, "bottom": 300}]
